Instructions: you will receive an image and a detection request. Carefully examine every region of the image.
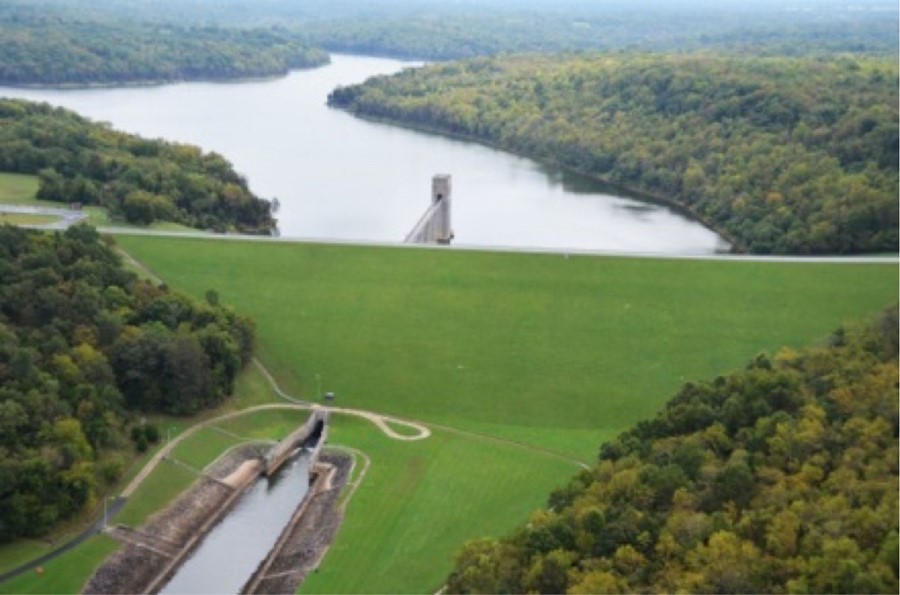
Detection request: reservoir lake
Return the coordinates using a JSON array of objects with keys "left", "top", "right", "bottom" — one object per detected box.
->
[{"left": 1, "top": 54, "right": 728, "bottom": 253}]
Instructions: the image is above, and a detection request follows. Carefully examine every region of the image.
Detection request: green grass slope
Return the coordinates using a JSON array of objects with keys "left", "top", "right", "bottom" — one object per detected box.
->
[
  {"left": 302, "top": 415, "right": 577, "bottom": 594},
  {"left": 116, "top": 236, "right": 898, "bottom": 462},
  {"left": 0, "top": 173, "right": 38, "bottom": 203},
  {"left": 0, "top": 535, "right": 120, "bottom": 595}
]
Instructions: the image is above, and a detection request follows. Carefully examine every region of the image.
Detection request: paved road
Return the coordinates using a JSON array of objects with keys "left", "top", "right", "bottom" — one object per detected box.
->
[
  {"left": 1, "top": 203, "right": 894, "bottom": 264},
  {"left": 102, "top": 226, "right": 899, "bottom": 264},
  {"left": 0, "top": 205, "right": 88, "bottom": 229}
]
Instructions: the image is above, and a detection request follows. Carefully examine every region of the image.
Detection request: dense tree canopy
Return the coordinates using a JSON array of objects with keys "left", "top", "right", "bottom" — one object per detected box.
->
[
  {"left": 0, "top": 5, "right": 328, "bottom": 86},
  {"left": 330, "top": 54, "right": 899, "bottom": 254},
  {"left": 0, "top": 224, "right": 255, "bottom": 541},
  {"left": 447, "top": 308, "right": 899, "bottom": 593},
  {"left": 307, "top": 3, "right": 898, "bottom": 61},
  {"left": 5, "top": 0, "right": 896, "bottom": 65},
  {"left": 0, "top": 99, "right": 276, "bottom": 233}
]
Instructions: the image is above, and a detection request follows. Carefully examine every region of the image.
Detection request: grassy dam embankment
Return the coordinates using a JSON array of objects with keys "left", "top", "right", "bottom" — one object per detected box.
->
[
  {"left": 4, "top": 233, "right": 894, "bottom": 594},
  {"left": 110, "top": 235, "right": 897, "bottom": 593}
]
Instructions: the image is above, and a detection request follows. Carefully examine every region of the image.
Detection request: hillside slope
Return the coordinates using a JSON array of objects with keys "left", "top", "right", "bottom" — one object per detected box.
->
[{"left": 0, "top": 4, "right": 327, "bottom": 86}]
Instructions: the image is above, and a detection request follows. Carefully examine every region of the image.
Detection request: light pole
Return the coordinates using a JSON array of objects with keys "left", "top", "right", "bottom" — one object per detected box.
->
[
  {"left": 166, "top": 426, "right": 176, "bottom": 445},
  {"left": 315, "top": 374, "right": 322, "bottom": 400}
]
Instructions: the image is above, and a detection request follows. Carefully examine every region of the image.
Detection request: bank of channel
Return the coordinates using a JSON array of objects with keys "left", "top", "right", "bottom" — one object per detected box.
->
[{"left": 160, "top": 451, "right": 311, "bottom": 594}]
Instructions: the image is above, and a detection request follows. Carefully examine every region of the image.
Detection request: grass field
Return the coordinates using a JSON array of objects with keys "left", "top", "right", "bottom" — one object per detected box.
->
[
  {"left": 304, "top": 414, "right": 578, "bottom": 594},
  {"left": 0, "top": 535, "right": 120, "bottom": 595},
  {"left": 0, "top": 212, "right": 60, "bottom": 226},
  {"left": 0, "top": 173, "right": 109, "bottom": 227},
  {"left": 117, "top": 236, "right": 898, "bottom": 462},
  {"left": 0, "top": 173, "right": 39, "bottom": 204}
]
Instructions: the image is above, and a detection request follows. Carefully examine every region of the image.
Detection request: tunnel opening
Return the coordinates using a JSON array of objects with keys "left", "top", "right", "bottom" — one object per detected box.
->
[{"left": 302, "top": 419, "right": 325, "bottom": 449}]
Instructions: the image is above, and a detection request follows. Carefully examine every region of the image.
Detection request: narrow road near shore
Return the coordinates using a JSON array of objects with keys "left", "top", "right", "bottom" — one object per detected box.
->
[{"left": 0, "top": 204, "right": 87, "bottom": 229}]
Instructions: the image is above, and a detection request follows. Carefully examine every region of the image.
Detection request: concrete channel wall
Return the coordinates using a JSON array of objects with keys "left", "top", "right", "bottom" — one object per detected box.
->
[
  {"left": 243, "top": 415, "right": 331, "bottom": 593},
  {"left": 142, "top": 410, "right": 329, "bottom": 594},
  {"left": 265, "top": 408, "right": 328, "bottom": 475},
  {"left": 143, "top": 460, "right": 263, "bottom": 594},
  {"left": 240, "top": 458, "right": 332, "bottom": 594}
]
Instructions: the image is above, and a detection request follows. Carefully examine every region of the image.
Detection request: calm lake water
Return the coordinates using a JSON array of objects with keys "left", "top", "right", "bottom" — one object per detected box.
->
[{"left": 1, "top": 54, "right": 728, "bottom": 253}]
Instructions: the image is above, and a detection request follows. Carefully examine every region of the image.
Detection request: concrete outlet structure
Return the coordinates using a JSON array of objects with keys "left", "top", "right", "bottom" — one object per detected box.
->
[{"left": 405, "top": 174, "right": 454, "bottom": 244}]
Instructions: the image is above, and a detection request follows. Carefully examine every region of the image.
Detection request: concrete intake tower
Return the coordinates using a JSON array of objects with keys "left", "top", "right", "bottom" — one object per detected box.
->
[{"left": 405, "top": 175, "right": 453, "bottom": 244}]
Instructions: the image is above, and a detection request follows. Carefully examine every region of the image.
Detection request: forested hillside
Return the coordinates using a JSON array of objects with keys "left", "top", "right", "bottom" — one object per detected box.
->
[
  {"left": 7, "top": 0, "right": 897, "bottom": 63},
  {"left": 0, "top": 5, "right": 328, "bottom": 86},
  {"left": 329, "top": 54, "right": 899, "bottom": 254},
  {"left": 308, "top": 3, "right": 898, "bottom": 60},
  {"left": 0, "top": 224, "right": 256, "bottom": 541},
  {"left": 0, "top": 99, "right": 276, "bottom": 234},
  {"left": 447, "top": 308, "right": 899, "bottom": 593}
]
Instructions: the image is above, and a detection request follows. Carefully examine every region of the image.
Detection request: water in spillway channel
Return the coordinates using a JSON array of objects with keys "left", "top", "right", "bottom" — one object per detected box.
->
[{"left": 160, "top": 451, "right": 310, "bottom": 594}]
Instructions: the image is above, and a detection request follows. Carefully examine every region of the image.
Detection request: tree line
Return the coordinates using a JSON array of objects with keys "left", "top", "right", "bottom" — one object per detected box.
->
[
  {"left": 5, "top": 0, "right": 896, "bottom": 71},
  {"left": 0, "top": 4, "right": 328, "bottom": 86},
  {"left": 307, "top": 5, "right": 898, "bottom": 61},
  {"left": 329, "top": 54, "right": 899, "bottom": 254},
  {"left": 0, "top": 99, "right": 276, "bottom": 234},
  {"left": 447, "top": 307, "right": 899, "bottom": 593},
  {"left": 0, "top": 224, "right": 256, "bottom": 541}
]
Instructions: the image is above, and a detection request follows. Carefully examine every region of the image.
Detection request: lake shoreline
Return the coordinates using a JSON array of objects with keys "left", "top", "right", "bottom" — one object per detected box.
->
[
  {"left": 0, "top": 61, "right": 331, "bottom": 91},
  {"left": 331, "top": 103, "right": 741, "bottom": 253},
  {"left": 0, "top": 54, "right": 729, "bottom": 254}
]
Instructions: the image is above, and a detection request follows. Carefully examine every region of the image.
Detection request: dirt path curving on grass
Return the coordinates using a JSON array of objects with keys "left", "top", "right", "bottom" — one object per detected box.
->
[
  {"left": 252, "top": 358, "right": 431, "bottom": 441},
  {"left": 120, "top": 401, "right": 428, "bottom": 514}
]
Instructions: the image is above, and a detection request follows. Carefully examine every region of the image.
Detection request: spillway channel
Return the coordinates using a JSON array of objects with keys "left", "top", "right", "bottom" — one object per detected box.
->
[{"left": 160, "top": 450, "right": 311, "bottom": 594}]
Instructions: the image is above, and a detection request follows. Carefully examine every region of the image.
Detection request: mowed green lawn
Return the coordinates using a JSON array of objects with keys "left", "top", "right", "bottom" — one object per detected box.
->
[
  {"left": 0, "top": 212, "right": 60, "bottom": 226},
  {"left": 0, "top": 536, "right": 120, "bottom": 595},
  {"left": 118, "top": 235, "right": 898, "bottom": 461},
  {"left": 0, "top": 173, "right": 39, "bottom": 204},
  {"left": 301, "top": 414, "right": 577, "bottom": 594}
]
